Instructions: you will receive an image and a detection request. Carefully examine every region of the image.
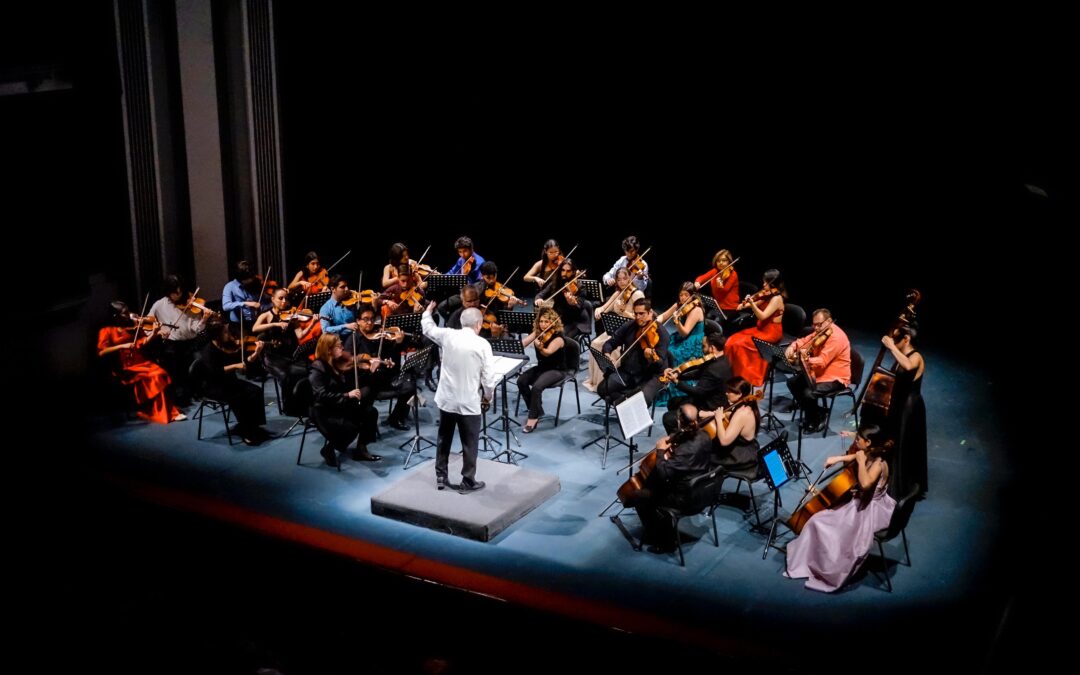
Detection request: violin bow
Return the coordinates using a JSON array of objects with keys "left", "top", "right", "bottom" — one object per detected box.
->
[
  {"left": 540, "top": 243, "right": 578, "bottom": 287},
  {"left": 481, "top": 266, "right": 521, "bottom": 313},
  {"left": 414, "top": 245, "right": 432, "bottom": 268},
  {"left": 541, "top": 269, "right": 587, "bottom": 308},
  {"left": 130, "top": 292, "right": 151, "bottom": 352},
  {"left": 697, "top": 255, "right": 741, "bottom": 287}
]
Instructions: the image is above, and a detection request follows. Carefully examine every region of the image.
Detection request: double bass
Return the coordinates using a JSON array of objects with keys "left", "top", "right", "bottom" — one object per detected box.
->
[{"left": 857, "top": 289, "right": 921, "bottom": 416}]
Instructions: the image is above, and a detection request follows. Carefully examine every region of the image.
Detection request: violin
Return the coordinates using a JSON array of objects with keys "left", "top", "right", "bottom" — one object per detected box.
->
[
  {"left": 484, "top": 282, "right": 518, "bottom": 304},
  {"left": 659, "top": 352, "right": 719, "bottom": 383},
  {"left": 373, "top": 326, "right": 413, "bottom": 340},
  {"left": 341, "top": 289, "right": 379, "bottom": 307},
  {"left": 675, "top": 296, "right": 702, "bottom": 325},
  {"left": 305, "top": 268, "right": 330, "bottom": 293},
  {"left": 399, "top": 287, "right": 424, "bottom": 309},
  {"left": 636, "top": 322, "right": 661, "bottom": 362},
  {"left": 252, "top": 274, "right": 281, "bottom": 298},
  {"left": 481, "top": 311, "right": 504, "bottom": 338},
  {"left": 279, "top": 308, "right": 315, "bottom": 322},
  {"left": 219, "top": 335, "right": 262, "bottom": 355},
  {"left": 409, "top": 260, "right": 439, "bottom": 278},
  {"left": 736, "top": 286, "right": 779, "bottom": 311},
  {"left": 534, "top": 318, "right": 563, "bottom": 349},
  {"left": 786, "top": 441, "right": 893, "bottom": 534},
  {"left": 460, "top": 255, "right": 476, "bottom": 276}
]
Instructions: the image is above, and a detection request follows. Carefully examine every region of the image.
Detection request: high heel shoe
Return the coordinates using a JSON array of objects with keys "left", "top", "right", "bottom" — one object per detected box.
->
[{"left": 522, "top": 420, "right": 538, "bottom": 434}]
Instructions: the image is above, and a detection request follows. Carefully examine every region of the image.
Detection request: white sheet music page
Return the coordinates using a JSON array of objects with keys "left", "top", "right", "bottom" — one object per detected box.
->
[
  {"left": 615, "top": 391, "right": 653, "bottom": 438},
  {"left": 489, "top": 355, "right": 527, "bottom": 379}
]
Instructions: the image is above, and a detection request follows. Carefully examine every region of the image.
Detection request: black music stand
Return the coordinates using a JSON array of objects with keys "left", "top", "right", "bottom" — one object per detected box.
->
[
  {"left": 753, "top": 431, "right": 801, "bottom": 559},
  {"left": 698, "top": 294, "right": 726, "bottom": 322},
  {"left": 486, "top": 355, "right": 529, "bottom": 464},
  {"left": 577, "top": 278, "right": 605, "bottom": 304},
  {"left": 384, "top": 312, "right": 423, "bottom": 336},
  {"left": 582, "top": 346, "right": 631, "bottom": 466},
  {"left": 599, "top": 312, "right": 631, "bottom": 337},
  {"left": 497, "top": 309, "right": 537, "bottom": 336},
  {"left": 305, "top": 290, "right": 332, "bottom": 314},
  {"left": 426, "top": 274, "right": 468, "bottom": 301},
  {"left": 484, "top": 337, "right": 528, "bottom": 418},
  {"left": 398, "top": 346, "right": 437, "bottom": 469},
  {"left": 599, "top": 391, "right": 652, "bottom": 518},
  {"left": 752, "top": 337, "right": 795, "bottom": 434}
]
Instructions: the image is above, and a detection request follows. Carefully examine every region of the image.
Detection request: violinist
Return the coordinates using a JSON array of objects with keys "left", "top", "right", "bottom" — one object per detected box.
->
[
  {"left": 221, "top": 260, "right": 267, "bottom": 328},
  {"left": 693, "top": 249, "right": 740, "bottom": 328},
  {"left": 252, "top": 287, "right": 318, "bottom": 416},
  {"left": 657, "top": 282, "right": 706, "bottom": 375},
  {"left": 148, "top": 274, "right": 211, "bottom": 406},
  {"left": 534, "top": 258, "right": 590, "bottom": 341},
  {"left": 880, "top": 325, "right": 926, "bottom": 499},
  {"left": 476, "top": 261, "right": 526, "bottom": 311},
  {"left": 517, "top": 308, "right": 567, "bottom": 433},
  {"left": 784, "top": 425, "right": 895, "bottom": 592},
  {"left": 378, "top": 264, "right": 425, "bottom": 316},
  {"left": 700, "top": 376, "right": 760, "bottom": 473},
  {"left": 319, "top": 275, "right": 360, "bottom": 343},
  {"left": 287, "top": 251, "right": 329, "bottom": 302},
  {"left": 447, "top": 235, "right": 486, "bottom": 284},
  {"left": 602, "top": 235, "right": 648, "bottom": 293},
  {"left": 584, "top": 267, "right": 644, "bottom": 392},
  {"left": 198, "top": 320, "right": 271, "bottom": 445},
  {"left": 447, "top": 285, "right": 482, "bottom": 330},
  {"left": 382, "top": 243, "right": 410, "bottom": 289},
  {"left": 523, "top": 239, "right": 563, "bottom": 289},
  {"left": 353, "top": 304, "right": 414, "bottom": 431},
  {"left": 725, "top": 268, "right": 786, "bottom": 387},
  {"left": 97, "top": 300, "right": 184, "bottom": 424},
  {"left": 783, "top": 309, "right": 851, "bottom": 434},
  {"left": 626, "top": 404, "right": 716, "bottom": 554},
  {"left": 309, "top": 333, "right": 381, "bottom": 466},
  {"left": 599, "top": 298, "right": 669, "bottom": 406},
  {"left": 660, "top": 332, "right": 732, "bottom": 434}
]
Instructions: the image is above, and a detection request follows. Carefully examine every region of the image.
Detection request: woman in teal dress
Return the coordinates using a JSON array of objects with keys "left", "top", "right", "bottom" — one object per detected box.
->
[{"left": 655, "top": 282, "right": 705, "bottom": 405}]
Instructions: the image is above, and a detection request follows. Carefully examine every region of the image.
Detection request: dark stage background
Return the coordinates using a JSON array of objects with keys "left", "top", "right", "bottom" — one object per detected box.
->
[{"left": 4, "top": 2, "right": 1070, "bottom": 671}]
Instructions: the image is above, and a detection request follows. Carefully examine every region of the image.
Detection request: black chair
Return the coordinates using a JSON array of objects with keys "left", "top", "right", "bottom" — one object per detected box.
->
[
  {"left": 515, "top": 337, "right": 581, "bottom": 427},
  {"left": 189, "top": 357, "right": 233, "bottom": 444},
  {"left": 738, "top": 280, "right": 759, "bottom": 298},
  {"left": 781, "top": 303, "right": 808, "bottom": 343},
  {"left": 292, "top": 377, "right": 340, "bottom": 472},
  {"left": 703, "top": 319, "right": 722, "bottom": 337},
  {"left": 655, "top": 466, "right": 727, "bottom": 567},
  {"left": 793, "top": 348, "right": 865, "bottom": 437},
  {"left": 870, "top": 482, "right": 919, "bottom": 592}
]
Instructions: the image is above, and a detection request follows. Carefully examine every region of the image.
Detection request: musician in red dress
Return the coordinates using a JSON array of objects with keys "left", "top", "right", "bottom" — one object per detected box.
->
[{"left": 724, "top": 269, "right": 786, "bottom": 387}]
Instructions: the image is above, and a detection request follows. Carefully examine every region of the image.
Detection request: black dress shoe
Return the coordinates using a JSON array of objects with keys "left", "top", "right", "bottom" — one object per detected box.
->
[
  {"left": 353, "top": 450, "right": 383, "bottom": 462},
  {"left": 457, "top": 480, "right": 486, "bottom": 494},
  {"left": 437, "top": 479, "right": 461, "bottom": 491},
  {"left": 319, "top": 443, "right": 339, "bottom": 467}
]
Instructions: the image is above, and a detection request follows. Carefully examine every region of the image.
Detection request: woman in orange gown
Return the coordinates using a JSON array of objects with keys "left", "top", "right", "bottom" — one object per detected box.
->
[
  {"left": 97, "top": 301, "right": 183, "bottom": 424},
  {"left": 724, "top": 269, "right": 786, "bottom": 387}
]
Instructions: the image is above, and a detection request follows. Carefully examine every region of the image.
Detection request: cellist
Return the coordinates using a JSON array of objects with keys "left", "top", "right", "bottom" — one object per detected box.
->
[{"left": 624, "top": 404, "right": 715, "bottom": 554}]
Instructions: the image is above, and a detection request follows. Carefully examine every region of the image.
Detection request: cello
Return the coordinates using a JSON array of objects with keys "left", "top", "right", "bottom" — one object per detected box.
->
[
  {"left": 857, "top": 289, "right": 921, "bottom": 416},
  {"left": 786, "top": 440, "right": 894, "bottom": 534}
]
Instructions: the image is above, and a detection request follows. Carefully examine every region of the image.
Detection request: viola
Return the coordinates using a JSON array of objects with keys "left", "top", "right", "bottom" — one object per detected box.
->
[
  {"left": 409, "top": 260, "right": 439, "bottom": 278},
  {"left": 659, "top": 352, "right": 719, "bottom": 383},
  {"left": 481, "top": 311, "right": 504, "bottom": 338},
  {"left": 534, "top": 319, "right": 562, "bottom": 349},
  {"left": 736, "top": 286, "right": 779, "bottom": 311}
]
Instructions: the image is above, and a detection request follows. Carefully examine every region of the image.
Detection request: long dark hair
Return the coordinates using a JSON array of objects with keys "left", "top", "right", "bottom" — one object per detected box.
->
[{"left": 725, "top": 376, "right": 760, "bottom": 433}]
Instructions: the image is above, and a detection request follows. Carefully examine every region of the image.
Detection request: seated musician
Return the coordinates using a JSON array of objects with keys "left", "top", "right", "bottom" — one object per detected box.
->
[
  {"left": 725, "top": 268, "right": 786, "bottom": 387},
  {"left": 98, "top": 300, "right": 184, "bottom": 424},
  {"left": 383, "top": 243, "right": 410, "bottom": 289},
  {"left": 447, "top": 284, "right": 482, "bottom": 330},
  {"left": 517, "top": 308, "right": 567, "bottom": 433},
  {"left": 784, "top": 425, "right": 895, "bottom": 592},
  {"left": 598, "top": 298, "right": 669, "bottom": 406},
  {"left": 379, "top": 264, "right": 425, "bottom": 316},
  {"left": 352, "top": 303, "right": 414, "bottom": 431},
  {"left": 523, "top": 239, "right": 563, "bottom": 289},
  {"left": 148, "top": 274, "right": 211, "bottom": 405},
  {"left": 309, "top": 333, "right": 381, "bottom": 467},
  {"left": 625, "top": 404, "right": 715, "bottom": 553},
  {"left": 287, "top": 251, "right": 328, "bottom": 304},
  {"left": 447, "top": 235, "right": 486, "bottom": 284},
  {"left": 199, "top": 320, "right": 272, "bottom": 445},
  {"left": 221, "top": 260, "right": 266, "bottom": 330},
  {"left": 694, "top": 249, "right": 740, "bottom": 328},
  {"left": 584, "top": 267, "right": 643, "bottom": 392},
  {"left": 660, "top": 332, "right": 731, "bottom": 434},
  {"left": 783, "top": 308, "right": 851, "bottom": 434},
  {"left": 602, "top": 235, "right": 649, "bottom": 293},
  {"left": 534, "top": 257, "right": 591, "bottom": 341},
  {"left": 697, "top": 376, "right": 760, "bottom": 473},
  {"left": 252, "top": 287, "right": 318, "bottom": 416},
  {"left": 319, "top": 274, "right": 360, "bottom": 344}
]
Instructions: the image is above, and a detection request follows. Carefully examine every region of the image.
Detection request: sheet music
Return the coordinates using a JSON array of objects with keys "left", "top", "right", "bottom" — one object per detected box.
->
[
  {"left": 489, "top": 355, "right": 527, "bottom": 380},
  {"left": 615, "top": 391, "right": 653, "bottom": 438}
]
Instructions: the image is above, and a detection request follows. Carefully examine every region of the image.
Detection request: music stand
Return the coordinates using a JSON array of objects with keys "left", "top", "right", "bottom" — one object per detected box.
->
[
  {"left": 305, "top": 290, "right": 332, "bottom": 314},
  {"left": 599, "top": 391, "right": 653, "bottom": 518},
  {"left": 496, "top": 309, "right": 537, "bottom": 337},
  {"left": 599, "top": 312, "right": 631, "bottom": 337},
  {"left": 426, "top": 274, "right": 468, "bottom": 301},
  {"left": 697, "top": 294, "right": 726, "bottom": 322},
  {"left": 397, "top": 346, "right": 437, "bottom": 469},
  {"left": 384, "top": 312, "right": 423, "bottom": 336},
  {"left": 485, "top": 355, "right": 529, "bottom": 464},
  {"left": 484, "top": 338, "right": 527, "bottom": 417},
  {"left": 577, "top": 278, "right": 605, "bottom": 304},
  {"left": 754, "top": 431, "right": 803, "bottom": 559},
  {"left": 582, "top": 346, "right": 631, "bottom": 466},
  {"left": 752, "top": 337, "right": 795, "bottom": 434}
]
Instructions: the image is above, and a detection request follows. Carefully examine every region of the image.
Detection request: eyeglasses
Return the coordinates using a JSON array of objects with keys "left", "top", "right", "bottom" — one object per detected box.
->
[{"left": 359, "top": 316, "right": 374, "bottom": 322}]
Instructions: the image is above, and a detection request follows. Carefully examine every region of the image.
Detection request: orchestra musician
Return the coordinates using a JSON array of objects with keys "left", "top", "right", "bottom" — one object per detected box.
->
[
  {"left": 724, "top": 268, "right": 786, "bottom": 387},
  {"left": 584, "top": 267, "right": 644, "bottom": 392},
  {"left": 447, "top": 284, "right": 481, "bottom": 330},
  {"left": 352, "top": 304, "right": 414, "bottom": 431},
  {"left": 98, "top": 300, "right": 184, "bottom": 424},
  {"left": 534, "top": 258, "right": 590, "bottom": 341},
  {"left": 148, "top": 274, "right": 211, "bottom": 406},
  {"left": 382, "top": 243, "right": 410, "bottom": 289},
  {"left": 523, "top": 239, "right": 563, "bottom": 289},
  {"left": 784, "top": 425, "right": 896, "bottom": 592},
  {"left": 517, "top": 308, "right": 567, "bottom": 434},
  {"left": 287, "top": 251, "right": 329, "bottom": 302},
  {"left": 660, "top": 332, "right": 731, "bottom": 434},
  {"left": 319, "top": 275, "right": 360, "bottom": 344},
  {"left": 221, "top": 260, "right": 266, "bottom": 328},
  {"left": 654, "top": 282, "right": 706, "bottom": 404},
  {"left": 694, "top": 249, "right": 741, "bottom": 331},
  {"left": 602, "top": 235, "right": 649, "bottom": 293},
  {"left": 598, "top": 298, "right": 669, "bottom": 406},
  {"left": 476, "top": 261, "right": 527, "bottom": 311},
  {"left": 309, "top": 333, "right": 381, "bottom": 467},
  {"left": 447, "top": 235, "right": 486, "bottom": 284},
  {"left": 198, "top": 320, "right": 272, "bottom": 445},
  {"left": 252, "top": 287, "right": 318, "bottom": 416},
  {"left": 784, "top": 309, "right": 851, "bottom": 434},
  {"left": 700, "top": 376, "right": 760, "bottom": 473},
  {"left": 881, "top": 325, "right": 926, "bottom": 499},
  {"left": 379, "top": 264, "right": 425, "bottom": 316},
  {"left": 625, "top": 404, "right": 716, "bottom": 554}
]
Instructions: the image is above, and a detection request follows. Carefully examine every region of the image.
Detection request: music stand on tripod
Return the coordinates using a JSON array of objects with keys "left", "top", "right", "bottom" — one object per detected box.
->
[
  {"left": 599, "top": 391, "right": 653, "bottom": 518},
  {"left": 753, "top": 431, "right": 802, "bottom": 558},
  {"left": 305, "top": 290, "right": 332, "bottom": 314},
  {"left": 485, "top": 354, "right": 529, "bottom": 464},
  {"left": 425, "top": 274, "right": 468, "bottom": 302},
  {"left": 397, "top": 346, "right": 437, "bottom": 469},
  {"left": 479, "top": 338, "right": 528, "bottom": 442},
  {"left": 752, "top": 337, "right": 796, "bottom": 434},
  {"left": 496, "top": 309, "right": 537, "bottom": 337},
  {"left": 599, "top": 312, "right": 632, "bottom": 337},
  {"left": 384, "top": 311, "right": 423, "bottom": 336},
  {"left": 582, "top": 346, "right": 632, "bottom": 467},
  {"left": 697, "top": 294, "right": 726, "bottom": 323},
  {"left": 577, "top": 278, "right": 605, "bottom": 304}
]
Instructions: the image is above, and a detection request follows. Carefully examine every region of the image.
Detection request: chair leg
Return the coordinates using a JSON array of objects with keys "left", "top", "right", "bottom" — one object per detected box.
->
[
  {"left": 273, "top": 378, "right": 282, "bottom": 415},
  {"left": 710, "top": 506, "right": 719, "bottom": 546},
  {"left": 555, "top": 384, "right": 564, "bottom": 427},
  {"left": 746, "top": 480, "right": 761, "bottom": 528},
  {"left": 673, "top": 515, "right": 685, "bottom": 567},
  {"left": 196, "top": 402, "right": 206, "bottom": 440},
  {"left": 297, "top": 423, "right": 307, "bottom": 465},
  {"left": 876, "top": 539, "right": 893, "bottom": 592},
  {"left": 223, "top": 406, "right": 233, "bottom": 445},
  {"left": 822, "top": 397, "right": 835, "bottom": 437},
  {"left": 573, "top": 379, "right": 581, "bottom": 414},
  {"left": 514, "top": 389, "right": 521, "bottom": 416},
  {"left": 900, "top": 530, "right": 911, "bottom": 566}
]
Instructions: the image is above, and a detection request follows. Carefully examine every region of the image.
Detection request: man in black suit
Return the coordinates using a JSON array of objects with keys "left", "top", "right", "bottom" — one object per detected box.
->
[{"left": 660, "top": 331, "right": 732, "bottom": 434}]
